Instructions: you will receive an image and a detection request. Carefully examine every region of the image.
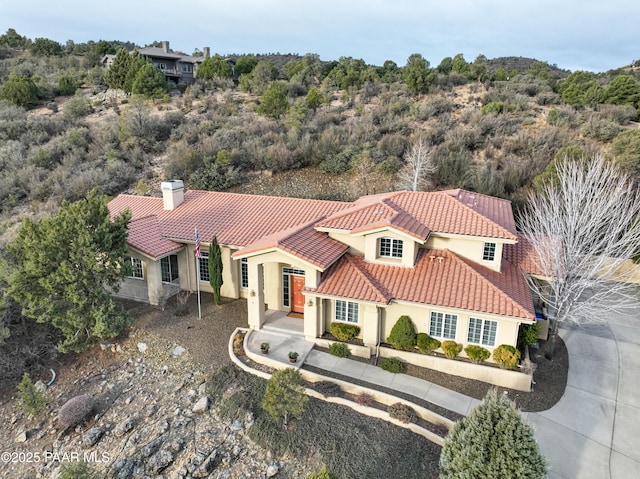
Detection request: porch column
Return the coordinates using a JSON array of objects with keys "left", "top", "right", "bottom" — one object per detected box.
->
[
  {"left": 362, "top": 304, "right": 381, "bottom": 348},
  {"left": 247, "top": 262, "right": 265, "bottom": 330},
  {"left": 146, "top": 260, "right": 164, "bottom": 306},
  {"left": 304, "top": 295, "right": 320, "bottom": 341}
]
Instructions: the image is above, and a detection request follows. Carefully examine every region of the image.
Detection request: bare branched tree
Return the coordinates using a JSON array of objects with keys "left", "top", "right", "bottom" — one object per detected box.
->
[
  {"left": 519, "top": 155, "right": 640, "bottom": 359},
  {"left": 396, "top": 135, "right": 436, "bottom": 191}
]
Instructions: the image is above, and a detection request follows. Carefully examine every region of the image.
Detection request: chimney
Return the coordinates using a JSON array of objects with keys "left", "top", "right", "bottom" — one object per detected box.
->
[
  {"left": 203, "top": 47, "right": 210, "bottom": 59},
  {"left": 161, "top": 180, "right": 184, "bottom": 210},
  {"left": 161, "top": 41, "right": 170, "bottom": 53}
]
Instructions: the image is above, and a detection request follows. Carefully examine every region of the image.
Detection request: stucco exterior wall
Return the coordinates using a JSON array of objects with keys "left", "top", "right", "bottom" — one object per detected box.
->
[
  {"left": 363, "top": 230, "right": 419, "bottom": 267},
  {"left": 325, "top": 230, "right": 366, "bottom": 255},
  {"left": 426, "top": 234, "right": 504, "bottom": 272}
]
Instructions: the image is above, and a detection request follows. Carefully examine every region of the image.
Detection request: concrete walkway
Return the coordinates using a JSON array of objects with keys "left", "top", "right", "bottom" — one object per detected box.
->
[{"left": 246, "top": 299, "right": 640, "bottom": 479}]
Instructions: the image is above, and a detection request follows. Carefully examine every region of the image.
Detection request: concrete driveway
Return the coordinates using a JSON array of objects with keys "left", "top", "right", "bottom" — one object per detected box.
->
[{"left": 526, "top": 296, "right": 640, "bottom": 479}]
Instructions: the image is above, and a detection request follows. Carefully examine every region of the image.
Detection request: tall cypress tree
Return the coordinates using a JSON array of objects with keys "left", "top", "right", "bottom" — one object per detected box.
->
[{"left": 208, "top": 237, "right": 223, "bottom": 305}]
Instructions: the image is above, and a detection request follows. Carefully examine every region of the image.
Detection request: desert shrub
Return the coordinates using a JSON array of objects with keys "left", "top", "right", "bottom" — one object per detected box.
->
[
  {"left": 58, "top": 461, "right": 97, "bottom": 479},
  {"left": 535, "top": 91, "right": 561, "bottom": 105},
  {"left": 441, "top": 341, "right": 463, "bottom": 359},
  {"left": 16, "top": 372, "right": 47, "bottom": 417},
  {"left": 262, "top": 368, "right": 308, "bottom": 426},
  {"left": 481, "top": 101, "right": 505, "bottom": 114},
  {"left": 354, "top": 392, "right": 374, "bottom": 407},
  {"left": 387, "top": 315, "right": 417, "bottom": 350},
  {"left": 546, "top": 107, "right": 576, "bottom": 127},
  {"left": 329, "top": 322, "right": 360, "bottom": 342},
  {"left": 464, "top": 345, "right": 491, "bottom": 363},
  {"left": 313, "top": 381, "right": 344, "bottom": 398},
  {"left": 380, "top": 357, "right": 406, "bottom": 374},
  {"left": 306, "top": 465, "right": 337, "bottom": 479},
  {"left": 580, "top": 115, "right": 623, "bottom": 142},
  {"left": 416, "top": 333, "right": 441, "bottom": 353},
  {"left": 414, "top": 96, "right": 455, "bottom": 120},
  {"left": 63, "top": 94, "right": 92, "bottom": 121},
  {"left": 58, "top": 394, "right": 95, "bottom": 428},
  {"left": 388, "top": 402, "right": 417, "bottom": 423},
  {"left": 329, "top": 342, "right": 351, "bottom": 358},
  {"left": 493, "top": 344, "right": 521, "bottom": 369},
  {"left": 598, "top": 104, "right": 638, "bottom": 124},
  {"left": 518, "top": 321, "right": 542, "bottom": 349}
]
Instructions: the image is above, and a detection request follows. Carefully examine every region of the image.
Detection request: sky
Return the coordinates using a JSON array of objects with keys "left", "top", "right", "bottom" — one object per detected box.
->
[{"left": 2, "top": 1, "right": 639, "bottom": 72}]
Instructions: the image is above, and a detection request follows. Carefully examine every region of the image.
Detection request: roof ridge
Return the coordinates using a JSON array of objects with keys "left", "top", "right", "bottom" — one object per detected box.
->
[
  {"left": 442, "top": 188, "right": 512, "bottom": 205},
  {"left": 439, "top": 191, "right": 516, "bottom": 240},
  {"left": 273, "top": 216, "right": 326, "bottom": 246},
  {"left": 446, "top": 250, "right": 533, "bottom": 318},
  {"left": 344, "top": 256, "right": 391, "bottom": 303},
  {"left": 187, "top": 189, "right": 351, "bottom": 206}
]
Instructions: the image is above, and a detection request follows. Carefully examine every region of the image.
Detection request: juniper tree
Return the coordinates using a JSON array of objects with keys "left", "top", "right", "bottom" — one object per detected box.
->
[
  {"left": 6, "top": 190, "right": 131, "bottom": 352},
  {"left": 208, "top": 237, "right": 223, "bottom": 305},
  {"left": 440, "top": 390, "right": 547, "bottom": 479}
]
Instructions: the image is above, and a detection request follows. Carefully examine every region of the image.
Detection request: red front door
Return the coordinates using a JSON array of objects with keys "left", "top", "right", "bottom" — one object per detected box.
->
[{"left": 291, "top": 275, "right": 305, "bottom": 313}]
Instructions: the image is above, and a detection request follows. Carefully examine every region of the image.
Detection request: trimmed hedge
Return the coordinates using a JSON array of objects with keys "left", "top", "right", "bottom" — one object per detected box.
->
[
  {"left": 330, "top": 322, "right": 361, "bottom": 341},
  {"left": 380, "top": 357, "right": 406, "bottom": 374},
  {"left": 329, "top": 342, "right": 351, "bottom": 358},
  {"left": 493, "top": 344, "right": 521, "bottom": 369},
  {"left": 441, "top": 341, "right": 463, "bottom": 359},
  {"left": 464, "top": 345, "right": 491, "bottom": 363},
  {"left": 417, "top": 333, "right": 441, "bottom": 353},
  {"left": 387, "top": 315, "right": 417, "bottom": 350}
]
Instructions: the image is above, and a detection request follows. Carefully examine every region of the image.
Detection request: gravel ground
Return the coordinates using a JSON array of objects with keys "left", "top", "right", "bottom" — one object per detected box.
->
[{"left": 124, "top": 295, "right": 568, "bottom": 413}]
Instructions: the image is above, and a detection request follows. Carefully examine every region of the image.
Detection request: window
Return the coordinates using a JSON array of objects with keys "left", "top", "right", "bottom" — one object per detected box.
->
[
  {"left": 153, "top": 62, "right": 167, "bottom": 70},
  {"left": 379, "top": 237, "right": 403, "bottom": 258},
  {"left": 429, "top": 311, "right": 458, "bottom": 339},
  {"left": 482, "top": 242, "right": 496, "bottom": 261},
  {"left": 198, "top": 251, "right": 209, "bottom": 282},
  {"left": 467, "top": 318, "right": 498, "bottom": 346},
  {"left": 240, "top": 258, "right": 248, "bottom": 289},
  {"left": 126, "top": 257, "right": 143, "bottom": 279},
  {"left": 335, "top": 300, "right": 359, "bottom": 324},
  {"left": 161, "top": 254, "right": 179, "bottom": 283},
  {"left": 181, "top": 63, "right": 192, "bottom": 73}
]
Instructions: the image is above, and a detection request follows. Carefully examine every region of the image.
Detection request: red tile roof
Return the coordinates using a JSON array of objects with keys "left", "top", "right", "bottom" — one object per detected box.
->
[
  {"left": 108, "top": 191, "right": 353, "bottom": 251},
  {"left": 316, "top": 190, "right": 517, "bottom": 240},
  {"left": 126, "top": 215, "right": 184, "bottom": 258},
  {"left": 503, "top": 234, "right": 548, "bottom": 277},
  {"left": 232, "top": 219, "right": 349, "bottom": 270},
  {"left": 314, "top": 249, "right": 535, "bottom": 320}
]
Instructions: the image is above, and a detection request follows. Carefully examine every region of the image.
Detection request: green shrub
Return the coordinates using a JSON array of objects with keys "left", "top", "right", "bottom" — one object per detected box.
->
[
  {"left": 380, "top": 357, "right": 406, "bottom": 374},
  {"left": 329, "top": 322, "right": 360, "bottom": 341},
  {"left": 417, "top": 333, "right": 441, "bottom": 353},
  {"left": 441, "top": 341, "right": 463, "bottom": 359},
  {"left": 58, "top": 462, "right": 97, "bottom": 479},
  {"left": 306, "top": 465, "right": 337, "bottom": 479},
  {"left": 481, "top": 101, "right": 505, "bottom": 114},
  {"left": 387, "top": 315, "right": 417, "bottom": 350},
  {"left": 518, "top": 321, "right": 542, "bottom": 349},
  {"left": 329, "top": 342, "right": 351, "bottom": 358},
  {"left": 493, "top": 344, "right": 521, "bottom": 369},
  {"left": 58, "top": 394, "right": 95, "bottom": 428},
  {"left": 464, "top": 345, "right": 491, "bottom": 364},
  {"left": 388, "top": 402, "right": 417, "bottom": 423},
  {"left": 16, "top": 373, "right": 47, "bottom": 417},
  {"left": 262, "top": 368, "right": 308, "bottom": 427}
]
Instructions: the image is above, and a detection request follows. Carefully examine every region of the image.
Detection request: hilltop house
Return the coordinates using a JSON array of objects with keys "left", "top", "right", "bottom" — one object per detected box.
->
[
  {"left": 108, "top": 181, "right": 543, "bottom": 359},
  {"left": 102, "top": 41, "right": 209, "bottom": 85}
]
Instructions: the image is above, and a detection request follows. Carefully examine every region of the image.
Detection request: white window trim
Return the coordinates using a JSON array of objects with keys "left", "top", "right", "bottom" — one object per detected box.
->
[
  {"left": 335, "top": 299, "right": 359, "bottom": 324},
  {"left": 467, "top": 317, "right": 498, "bottom": 347},
  {"left": 240, "top": 258, "right": 248, "bottom": 289},
  {"left": 161, "top": 254, "right": 179, "bottom": 284},
  {"left": 429, "top": 311, "right": 458, "bottom": 340},
  {"left": 127, "top": 257, "right": 144, "bottom": 280},
  {"left": 379, "top": 237, "right": 403, "bottom": 258},
  {"left": 282, "top": 267, "right": 305, "bottom": 308},
  {"left": 197, "top": 251, "right": 209, "bottom": 282},
  {"left": 482, "top": 242, "right": 496, "bottom": 262}
]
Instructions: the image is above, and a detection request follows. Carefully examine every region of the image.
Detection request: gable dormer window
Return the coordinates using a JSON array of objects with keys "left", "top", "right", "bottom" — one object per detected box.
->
[
  {"left": 379, "top": 237, "right": 403, "bottom": 258},
  {"left": 482, "top": 242, "right": 496, "bottom": 262}
]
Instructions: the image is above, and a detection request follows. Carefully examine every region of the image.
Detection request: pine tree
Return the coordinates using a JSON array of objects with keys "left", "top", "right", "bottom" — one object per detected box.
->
[
  {"left": 105, "top": 47, "right": 131, "bottom": 91},
  {"left": 262, "top": 368, "right": 308, "bottom": 428},
  {"left": 208, "top": 237, "right": 223, "bottom": 305},
  {"left": 440, "top": 390, "right": 547, "bottom": 479},
  {"left": 16, "top": 373, "right": 47, "bottom": 417}
]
